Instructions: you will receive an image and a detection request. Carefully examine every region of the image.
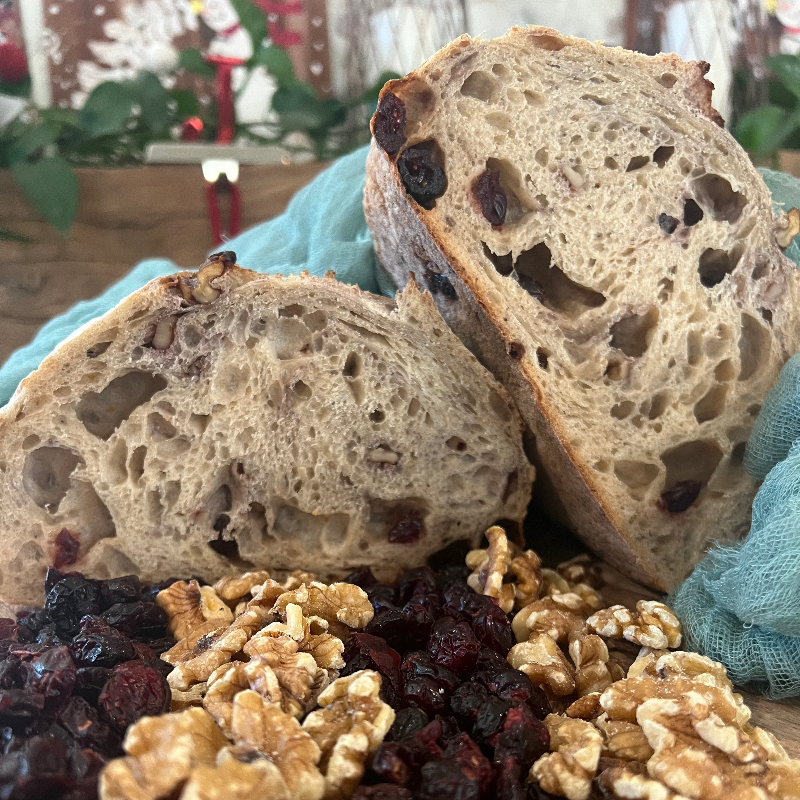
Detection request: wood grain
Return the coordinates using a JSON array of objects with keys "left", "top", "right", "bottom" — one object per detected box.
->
[{"left": 0, "top": 162, "right": 326, "bottom": 366}]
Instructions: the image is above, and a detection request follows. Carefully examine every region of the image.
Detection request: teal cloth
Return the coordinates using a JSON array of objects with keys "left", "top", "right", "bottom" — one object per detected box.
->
[
  {"left": 0, "top": 145, "right": 394, "bottom": 406},
  {"left": 669, "top": 168, "right": 800, "bottom": 699}
]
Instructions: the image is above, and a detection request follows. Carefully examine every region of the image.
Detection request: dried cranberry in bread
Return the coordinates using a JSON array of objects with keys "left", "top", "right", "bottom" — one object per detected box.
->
[
  {"left": 364, "top": 26, "right": 800, "bottom": 591},
  {"left": 0, "top": 258, "right": 533, "bottom": 604}
]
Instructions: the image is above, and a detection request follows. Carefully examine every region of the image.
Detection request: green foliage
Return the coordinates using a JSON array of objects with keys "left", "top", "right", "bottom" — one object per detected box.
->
[
  {"left": 230, "top": 0, "right": 267, "bottom": 52},
  {"left": 10, "top": 157, "right": 77, "bottom": 237},
  {"left": 0, "top": 75, "right": 31, "bottom": 98},
  {"left": 178, "top": 47, "right": 216, "bottom": 79},
  {"left": 734, "top": 54, "right": 800, "bottom": 158}
]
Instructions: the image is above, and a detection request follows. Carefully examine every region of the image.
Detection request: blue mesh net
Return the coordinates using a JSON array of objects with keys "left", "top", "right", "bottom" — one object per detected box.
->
[{"left": 669, "top": 169, "right": 800, "bottom": 699}]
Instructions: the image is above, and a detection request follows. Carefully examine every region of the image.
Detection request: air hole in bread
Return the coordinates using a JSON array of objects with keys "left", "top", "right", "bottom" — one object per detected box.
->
[
  {"left": 661, "top": 439, "right": 723, "bottom": 493},
  {"left": 626, "top": 156, "right": 650, "bottom": 172},
  {"left": 367, "top": 498, "right": 428, "bottom": 544},
  {"left": 273, "top": 504, "right": 351, "bottom": 554},
  {"left": 653, "top": 146, "right": 674, "bottom": 167},
  {"left": 369, "top": 409, "right": 385, "bottom": 424},
  {"left": 760, "top": 308, "right": 773, "bottom": 325},
  {"left": 513, "top": 244, "right": 607, "bottom": 317},
  {"left": 694, "top": 385, "right": 728, "bottom": 424},
  {"left": 605, "top": 361, "right": 627, "bottom": 382},
  {"left": 482, "top": 244, "right": 514, "bottom": 277},
  {"left": 485, "top": 158, "right": 536, "bottom": 224},
  {"left": 188, "top": 413, "right": 211, "bottom": 435},
  {"left": 343, "top": 352, "right": 362, "bottom": 379},
  {"left": 129, "top": 446, "right": 147, "bottom": 484},
  {"left": 738, "top": 313, "right": 770, "bottom": 381},
  {"left": 610, "top": 400, "right": 635, "bottom": 420},
  {"left": 446, "top": 436, "right": 467, "bottom": 452},
  {"left": 751, "top": 262, "right": 769, "bottom": 281},
  {"left": 609, "top": 307, "right": 659, "bottom": 358},
  {"left": 487, "top": 112, "right": 513, "bottom": 131},
  {"left": 460, "top": 70, "right": 499, "bottom": 103},
  {"left": 712, "top": 359, "right": 735, "bottom": 383},
  {"left": 23, "top": 446, "right": 82, "bottom": 512},
  {"left": 303, "top": 310, "right": 327, "bottom": 332},
  {"left": 536, "top": 348, "right": 550, "bottom": 370},
  {"left": 148, "top": 412, "right": 177, "bottom": 440},
  {"left": 76, "top": 371, "right": 168, "bottom": 440},
  {"left": 658, "top": 72, "right": 678, "bottom": 88},
  {"left": 489, "top": 390, "right": 512, "bottom": 422},
  {"left": 658, "top": 278, "right": 674, "bottom": 303},
  {"left": 697, "top": 248, "right": 737, "bottom": 288},
  {"left": 278, "top": 304, "right": 305, "bottom": 318},
  {"left": 604, "top": 157, "right": 620, "bottom": 170},
  {"left": 535, "top": 147, "right": 549, "bottom": 167},
  {"left": 291, "top": 380, "right": 312, "bottom": 401},
  {"left": 407, "top": 398, "right": 421, "bottom": 417},
  {"left": 524, "top": 90, "right": 546, "bottom": 107},
  {"left": 207, "top": 528, "right": 254, "bottom": 567},
  {"left": 22, "top": 434, "right": 40, "bottom": 450},
  {"left": 649, "top": 392, "right": 671, "bottom": 420},
  {"left": 341, "top": 322, "right": 390, "bottom": 348},
  {"left": 691, "top": 174, "right": 748, "bottom": 223},
  {"left": 581, "top": 94, "right": 611, "bottom": 106},
  {"left": 347, "top": 379, "right": 365, "bottom": 404},
  {"left": 683, "top": 199, "right": 704, "bottom": 227},
  {"left": 87, "top": 341, "right": 112, "bottom": 359},
  {"left": 614, "top": 460, "right": 659, "bottom": 498},
  {"left": 686, "top": 330, "right": 703, "bottom": 366}
]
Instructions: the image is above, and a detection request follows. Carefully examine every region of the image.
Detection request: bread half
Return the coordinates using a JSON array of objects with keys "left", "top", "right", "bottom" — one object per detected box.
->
[
  {"left": 0, "top": 257, "right": 533, "bottom": 604},
  {"left": 364, "top": 26, "right": 800, "bottom": 591}
]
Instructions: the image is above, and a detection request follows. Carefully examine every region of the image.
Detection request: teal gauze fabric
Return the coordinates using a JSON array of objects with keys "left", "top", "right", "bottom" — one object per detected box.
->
[
  {"left": 669, "top": 168, "right": 800, "bottom": 699},
  {"left": 4, "top": 148, "right": 800, "bottom": 699},
  {"left": 0, "top": 145, "right": 394, "bottom": 407}
]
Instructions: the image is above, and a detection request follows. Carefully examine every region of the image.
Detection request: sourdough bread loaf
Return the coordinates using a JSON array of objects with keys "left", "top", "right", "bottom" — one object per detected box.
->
[
  {"left": 364, "top": 26, "right": 800, "bottom": 591},
  {"left": 0, "top": 257, "right": 533, "bottom": 605}
]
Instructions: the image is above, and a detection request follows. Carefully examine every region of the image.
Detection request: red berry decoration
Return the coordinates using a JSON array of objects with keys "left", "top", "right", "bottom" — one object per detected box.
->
[{"left": 0, "top": 42, "right": 28, "bottom": 84}]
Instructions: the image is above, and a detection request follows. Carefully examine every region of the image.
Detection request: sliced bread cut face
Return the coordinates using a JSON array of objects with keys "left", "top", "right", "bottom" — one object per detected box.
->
[
  {"left": 0, "top": 259, "right": 533, "bottom": 605},
  {"left": 364, "top": 26, "right": 800, "bottom": 591}
]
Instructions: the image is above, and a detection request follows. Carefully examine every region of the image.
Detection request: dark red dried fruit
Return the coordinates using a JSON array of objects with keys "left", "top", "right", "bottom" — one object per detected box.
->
[
  {"left": 101, "top": 601, "right": 168, "bottom": 640},
  {"left": 473, "top": 696, "right": 511, "bottom": 743},
  {"left": 444, "top": 732, "right": 493, "bottom": 794},
  {"left": 472, "top": 604, "right": 515, "bottom": 655},
  {"left": 401, "top": 595, "right": 442, "bottom": 646},
  {"left": 342, "top": 634, "right": 403, "bottom": 700},
  {"left": 659, "top": 480, "right": 702, "bottom": 513},
  {"left": 389, "top": 511, "right": 425, "bottom": 545},
  {"left": 98, "top": 660, "right": 170, "bottom": 733},
  {"left": 25, "top": 646, "right": 76, "bottom": 704},
  {"left": 98, "top": 575, "right": 141, "bottom": 610},
  {"left": 353, "top": 785, "right": 413, "bottom": 800},
  {"left": 398, "top": 567, "right": 438, "bottom": 603},
  {"left": 442, "top": 583, "right": 496, "bottom": 622},
  {"left": 345, "top": 566, "right": 380, "bottom": 590},
  {"left": 658, "top": 213, "right": 679, "bottom": 234},
  {"left": 428, "top": 617, "right": 480, "bottom": 677},
  {"left": 74, "top": 667, "right": 111, "bottom": 706},
  {"left": 450, "top": 681, "right": 490, "bottom": 725},
  {"left": 388, "top": 707, "right": 429, "bottom": 742},
  {"left": 482, "top": 670, "right": 551, "bottom": 720},
  {"left": 417, "top": 758, "right": 481, "bottom": 800},
  {"left": 58, "top": 696, "right": 121, "bottom": 757},
  {"left": 474, "top": 170, "right": 507, "bottom": 226},
  {"left": 45, "top": 578, "right": 101, "bottom": 638},
  {"left": 69, "top": 617, "right": 136, "bottom": 668},
  {"left": 427, "top": 273, "right": 458, "bottom": 300},
  {"left": 403, "top": 676, "right": 451, "bottom": 715},
  {"left": 371, "top": 740, "right": 412, "bottom": 785},
  {"left": 491, "top": 705, "right": 550, "bottom": 770},
  {"left": 366, "top": 608, "right": 407, "bottom": 644},
  {"left": 401, "top": 653, "right": 460, "bottom": 692},
  {"left": 495, "top": 757, "right": 526, "bottom": 800},
  {"left": 53, "top": 529, "right": 80, "bottom": 571},
  {"left": 374, "top": 92, "right": 407, "bottom": 155},
  {"left": 397, "top": 147, "right": 447, "bottom": 208}
]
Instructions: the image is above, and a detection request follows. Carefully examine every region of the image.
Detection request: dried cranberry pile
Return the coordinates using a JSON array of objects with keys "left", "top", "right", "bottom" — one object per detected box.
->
[
  {"left": 0, "top": 569, "right": 174, "bottom": 799},
  {"left": 344, "top": 549, "right": 558, "bottom": 800}
]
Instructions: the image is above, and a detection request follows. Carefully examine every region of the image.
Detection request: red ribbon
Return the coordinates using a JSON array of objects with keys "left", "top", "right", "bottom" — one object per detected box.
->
[
  {"left": 257, "top": 0, "right": 304, "bottom": 14},
  {"left": 206, "top": 177, "right": 241, "bottom": 246}
]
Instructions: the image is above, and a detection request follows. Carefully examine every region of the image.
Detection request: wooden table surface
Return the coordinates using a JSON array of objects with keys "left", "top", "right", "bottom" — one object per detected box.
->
[{"left": 2, "top": 162, "right": 797, "bottom": 759}]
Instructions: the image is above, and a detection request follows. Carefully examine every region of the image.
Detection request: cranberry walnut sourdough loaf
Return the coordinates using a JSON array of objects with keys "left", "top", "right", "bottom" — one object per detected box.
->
[
  {"left": 364, "top": 26, "right": 800, "bottom": 591},
  {"left": 0, "top": 258, "right": 533, "bottom": 605}
]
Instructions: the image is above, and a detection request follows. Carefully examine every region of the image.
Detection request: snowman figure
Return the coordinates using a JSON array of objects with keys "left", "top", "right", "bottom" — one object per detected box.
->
[
  {"left": 776, "top": 0, "right": 800, "bottom": 54},
  {"left": 199, "top": 0, "right": 276, "bottom": 126}
]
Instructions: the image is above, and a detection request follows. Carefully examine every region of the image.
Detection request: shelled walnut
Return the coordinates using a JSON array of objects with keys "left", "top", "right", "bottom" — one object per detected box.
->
[
  {"left": 508, "top": 634, "right": 576, "bottom": 696},
  {"left": 272, "top": 582, "right": 374, "bottom": 631},
  {"left": 302, "top": 671, "right": 395, "bottom": 800},
  {"left": 531, "top": 715, "right": 603, "bottom": 800},
  {"left": 157, "top": 581, "right": 234, "bottom": 640},
  {"left": 587, "top": 601, "right": 682, "bottom": 649}
]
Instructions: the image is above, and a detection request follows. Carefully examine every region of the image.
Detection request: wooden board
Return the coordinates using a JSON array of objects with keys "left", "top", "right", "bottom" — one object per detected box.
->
[{"left": 1, "top": 161, "right": 797, "bottom": 760}]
